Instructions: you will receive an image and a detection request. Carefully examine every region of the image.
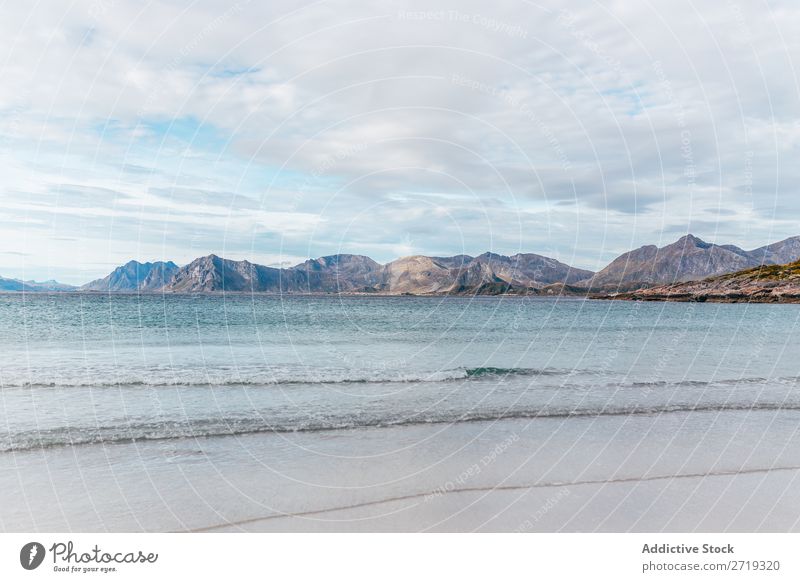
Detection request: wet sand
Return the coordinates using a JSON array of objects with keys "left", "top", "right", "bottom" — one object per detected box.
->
[{"left": 2, "top": 409, "right": 800, "bottom": 532}]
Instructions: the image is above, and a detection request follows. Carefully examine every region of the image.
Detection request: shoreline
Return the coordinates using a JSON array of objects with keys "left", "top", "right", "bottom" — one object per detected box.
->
[
  {"left": 7, "top": 289, "right": 800, "bottom": 303},
  {"left": 4, "top": 410, "right": 800, "bottom": 532},
  {"left": 193, "top": 463, "right": 800, "bottom": 533},
  {"left": 600, "top": 293, "right": 800, "bottom": 304},
  {"left": 6, "top": 289, "right": 795, "bottom": 303}
]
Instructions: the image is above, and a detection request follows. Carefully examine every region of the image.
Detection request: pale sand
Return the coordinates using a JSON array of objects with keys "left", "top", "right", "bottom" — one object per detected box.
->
[{"left": 2, "top": 410, "right": 800, "bottom": 532}]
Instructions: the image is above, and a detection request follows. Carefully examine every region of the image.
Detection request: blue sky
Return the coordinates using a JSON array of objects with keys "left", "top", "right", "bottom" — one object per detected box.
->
[{"left": 1, "top": 0, "right": 799, "bottom": 284}]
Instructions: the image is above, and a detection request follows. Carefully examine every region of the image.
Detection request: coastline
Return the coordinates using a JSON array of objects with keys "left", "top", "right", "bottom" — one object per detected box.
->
[
  {"left": 0, "top": 290, "right": 647, "bottom": 305},
  {"left": 4, "top": 410, "right": 800, "bottom": 532},
  {"left": 9, "top": 289, "right": 800, "bottom": 303},
  {"left": 599, "top": 294, "right": 800, "bottom": 304}
]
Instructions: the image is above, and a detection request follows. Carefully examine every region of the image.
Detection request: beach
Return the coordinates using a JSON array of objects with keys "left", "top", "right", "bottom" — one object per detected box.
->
[
  {"left": 3, "top": 410, "right": 800, "bottom": 532},
  {"left": 1, "top": 294, "right": 799, "bottom": 532}
]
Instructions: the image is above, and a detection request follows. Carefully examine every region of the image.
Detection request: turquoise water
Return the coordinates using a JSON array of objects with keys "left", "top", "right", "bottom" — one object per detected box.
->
[{"left": 1, "top": 294, "right": 799, "bottom": 451}]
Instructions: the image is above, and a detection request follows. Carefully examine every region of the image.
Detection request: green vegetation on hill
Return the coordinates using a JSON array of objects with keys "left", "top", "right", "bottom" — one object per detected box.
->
[{"left": 717, "top": 260, "right": 800, "bottom": 282}]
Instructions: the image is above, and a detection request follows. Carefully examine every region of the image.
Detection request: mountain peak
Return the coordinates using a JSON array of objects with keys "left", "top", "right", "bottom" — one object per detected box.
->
[
  {"left": 81, "top": 260, "right": 180, "bottom": 292},
  {"left": 584, "top": 233, "right": 800, "bottom": 289},
  {"left": 674, "top": 234, "right": 709, "bottom": 248},
  {"left": 476, "top": 251, "right": 505, "bottom": 261}
]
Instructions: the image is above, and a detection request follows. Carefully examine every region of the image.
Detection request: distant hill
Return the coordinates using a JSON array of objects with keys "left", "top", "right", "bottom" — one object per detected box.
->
[
  {"left": 608, "top": 260, "right": 800, "bottom": 303},
  {"left": 581, "top": 234, "right": 800, "bottom": 289},
  {"left": 158, "top": 252, "right": 593, "bottom": 294},
  {"left": 9, "top": 233, "right": 800, "bottom": 296},
  {"left": 292, "top": 254, "right": 383, "bottom": 292},
  {"left": 749, "top": 236, "right": 800, "bottom": 265},
  {"left": 377, "top": 255, "right": 459, "bottom": 294},
  {"left": 470, "top": 252, "right": 594, "bottom": 286},
  {"left": 81, "top": 260, "right": 179, "bottom": 292},
  {"left": 0, "top": 276, "right": 75, "bottom": 292},
  {"left": 166, "top": 254, "right": 309, "bottom": 293}
]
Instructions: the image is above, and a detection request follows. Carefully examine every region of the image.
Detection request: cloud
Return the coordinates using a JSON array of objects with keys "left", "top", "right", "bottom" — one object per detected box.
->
[{"left": 0, "top": 0, "right": 798, "bottom": 282}]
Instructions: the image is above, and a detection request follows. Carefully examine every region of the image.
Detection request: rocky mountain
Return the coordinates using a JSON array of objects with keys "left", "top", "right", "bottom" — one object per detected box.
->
[
  {"left": 166, "top": 255, "right": 310, "bottom": 293},
  {"left": 72, "top": 235, "right": 800, "bottom": 295},
  {"left": 0, "top": 277, "right": 28, "bottom": 292},
  {"left": 81, "top": 260, "right": 179, "bottom": 292},
  {"left": 153, "top": 251, "right": 594, "bottom": 294},
  {"left": 609, "top": 260, "right": 800, "bottom": 303},
  {"left": 581, "top": 234, "right": 800, "bottom": 289},
  {"left": 429, "top": 255, "right": 474, "bottom": 269},
  {"left": 0, "top": 276, "right": 75, "bottom": 292},
  {"left": 8, "top": 235, "right": 800, "bottom": 295},
  {"left": 139, "top": 262, "right": 181, "bottom": 290},
  {"left": 373, "top": 252, "right": 592, "bottom": 295},
  {"left": 378, "top": 255, "right": 459, "bottom": 294},
  {"left": 291, "top": 254, "right": 382, "bottom": 292},
  {"left": 469, "top": 252, "right": 594, "bottom": 286},
  {"left": 749, "top": 236, "right": 800, "bottom": 265}
]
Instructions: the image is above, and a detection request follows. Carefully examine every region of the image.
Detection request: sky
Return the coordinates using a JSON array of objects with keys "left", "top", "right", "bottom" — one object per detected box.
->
[{"left": 0, "top": 0, "right": 798, "bottom": 284}]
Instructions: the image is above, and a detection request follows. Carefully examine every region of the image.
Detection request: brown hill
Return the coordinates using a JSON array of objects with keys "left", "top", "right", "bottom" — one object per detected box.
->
[
  {"left": 607, "top": 260, "right": 800, "bottom": 303},
  {"left": 582, "top": 234, "right": 800, "bottom": 289}
]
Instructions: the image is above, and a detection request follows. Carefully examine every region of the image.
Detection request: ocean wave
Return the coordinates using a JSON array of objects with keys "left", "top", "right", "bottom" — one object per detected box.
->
[
  {"left": 3, "top": 401, "right": 799, "bottom": 453},
  {"left": 2, "top": 368, "right": 796, "bottom": 391},
  {"left": 464, "top": 366, "right": 567, "bottom": 378},
  {"left": 0, "top": 366, "right": 571, "bottom": 388}
]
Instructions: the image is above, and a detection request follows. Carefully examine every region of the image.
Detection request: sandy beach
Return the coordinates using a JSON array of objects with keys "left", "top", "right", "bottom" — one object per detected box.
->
[{"left": 3, "top": 409, "right": 800, "bottom": 532}]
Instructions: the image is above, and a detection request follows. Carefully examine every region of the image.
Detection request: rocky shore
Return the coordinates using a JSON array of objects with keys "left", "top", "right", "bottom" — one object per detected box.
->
[{"left": 603, "top": 261, "right": 800, "bottom": 303}]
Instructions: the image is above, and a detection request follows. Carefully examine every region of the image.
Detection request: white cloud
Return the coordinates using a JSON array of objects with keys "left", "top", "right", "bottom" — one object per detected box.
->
[{"left": 0, "top": 0, "right": 798, "bottom": 282}]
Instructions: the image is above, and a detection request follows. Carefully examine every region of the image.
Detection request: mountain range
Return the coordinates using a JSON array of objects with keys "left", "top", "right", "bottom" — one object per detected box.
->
[
  {"left": 4, "top": 234, "right": 800, "bottom": 295},
  {"left": 0, "top": 276, "right": 76, "bottom": 292},
  {"left": 611, "top": 260, "right": 800, "bottom": 303},
  {"left": 139, "top": 251, "right": 593, "bottom": 294},
  {"left": 581, "top": 234, "right": 800, "bottom": 289}
]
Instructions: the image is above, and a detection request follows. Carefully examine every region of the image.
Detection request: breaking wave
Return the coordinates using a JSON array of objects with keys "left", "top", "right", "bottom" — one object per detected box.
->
[
  {"left": 2, "top": 366, "right": 796, "bottom": 390},
  {"left": 3, "top": 401, "right": 799, "bottom": 453},
  {"left": 0, "top": 366, "right": 572, "bottom": 388}
]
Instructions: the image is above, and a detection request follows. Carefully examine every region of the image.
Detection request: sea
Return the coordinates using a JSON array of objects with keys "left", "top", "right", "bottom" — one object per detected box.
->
[{"left": 2, "top": 294, "right": 800, "bottom": 531}]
